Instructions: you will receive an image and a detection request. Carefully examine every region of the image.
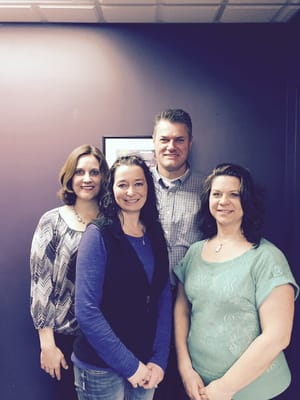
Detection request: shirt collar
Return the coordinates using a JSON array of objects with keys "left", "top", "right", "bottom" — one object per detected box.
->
[{"left": 154, "top": 164, "right": 191, "bottom": 188}]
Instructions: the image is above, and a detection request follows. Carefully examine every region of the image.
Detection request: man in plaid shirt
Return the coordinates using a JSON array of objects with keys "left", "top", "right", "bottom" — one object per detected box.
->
[{"left": 151, "top": 109, "right": 202, "bottom": 400}]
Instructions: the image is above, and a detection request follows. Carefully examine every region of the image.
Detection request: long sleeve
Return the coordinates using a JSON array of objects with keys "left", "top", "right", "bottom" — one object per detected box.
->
[
  {"left": 30, "top": 211, "right": 57, "bottom": 329},
  {"left": 30, "top": 208, "right": 81, "bottom": 334},
  {"left": 75, "top": 224, "right": 140, "bottom": 378}
]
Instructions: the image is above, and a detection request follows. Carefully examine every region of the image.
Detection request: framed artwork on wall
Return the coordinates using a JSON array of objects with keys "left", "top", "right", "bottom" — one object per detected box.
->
[{"left": 103, "top": 136, "right": 156, "bottom": 167}]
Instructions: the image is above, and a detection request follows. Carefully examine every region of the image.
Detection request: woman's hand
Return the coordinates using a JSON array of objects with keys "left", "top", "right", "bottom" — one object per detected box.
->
[
  {"left": 181, "top": 367, "right": 204, "bottom": 400},
  {"left": 141, "top": 362, "right": 164, "bottom": 389},
  {"left": 203, "top": 379, "right": 234, "bottom": 400},
  {"left": 38, "top": 327, "right": 68, "bottom": 380},
  {"left": 127, "top": 361, "right": 152, "bottom": 388},
  {"left": 40, "top": 345, "right": 68, "bottom": 380}
]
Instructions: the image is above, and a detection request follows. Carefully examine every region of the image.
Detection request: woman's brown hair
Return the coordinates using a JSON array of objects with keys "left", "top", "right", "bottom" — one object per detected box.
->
[{"left": 58, "top": 144, "right": 108, "bottom": 205}]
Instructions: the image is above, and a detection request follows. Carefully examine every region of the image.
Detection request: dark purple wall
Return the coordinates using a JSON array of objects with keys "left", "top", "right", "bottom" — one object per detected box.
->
[{"left": 0, "top": 23, "right": 298, "bottom": 399}]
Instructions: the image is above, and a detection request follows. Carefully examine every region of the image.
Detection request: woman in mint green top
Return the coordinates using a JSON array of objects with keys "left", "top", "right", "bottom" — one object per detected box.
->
[{"left": 174, "top": 163, "right": 298, "bottom": 400}]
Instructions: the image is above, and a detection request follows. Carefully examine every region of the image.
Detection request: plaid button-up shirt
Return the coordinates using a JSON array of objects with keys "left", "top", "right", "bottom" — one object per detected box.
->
[{"left": 151, "top": 167, "right": 202, "bottom": 285}]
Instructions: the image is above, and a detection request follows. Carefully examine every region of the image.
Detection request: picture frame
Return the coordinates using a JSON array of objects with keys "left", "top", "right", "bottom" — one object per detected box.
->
[{"left": 102, "top": 136, "right": 156, "bottom": 167}]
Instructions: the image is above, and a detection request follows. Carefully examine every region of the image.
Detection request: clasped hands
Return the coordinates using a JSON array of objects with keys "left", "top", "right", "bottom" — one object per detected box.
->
[
  {"left": 199, "top": 379, "right": 235, "bottom": 400},
  {"left": 128, "top": 361, "right": 163, "bottom": 390},
  {"left": 182, "top": 368, "right": 234, "bottom": 400}
]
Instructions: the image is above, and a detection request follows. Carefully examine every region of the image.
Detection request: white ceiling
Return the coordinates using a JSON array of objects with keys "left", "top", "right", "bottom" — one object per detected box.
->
[{"left": 0, "top": 0, "right": 299, "bottom": 24}]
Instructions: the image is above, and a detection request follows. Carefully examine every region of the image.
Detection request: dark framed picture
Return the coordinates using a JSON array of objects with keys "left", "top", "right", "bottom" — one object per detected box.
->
[{"left": 102, "top": 136, "right": 155, "bottom": 167}]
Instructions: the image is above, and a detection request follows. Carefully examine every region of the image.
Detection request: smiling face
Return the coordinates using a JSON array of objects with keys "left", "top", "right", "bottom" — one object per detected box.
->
[
  {"left": 72, "top": 154, "right": 102, "bottom": 202},
  {"left": 209, "top": 175, "right": 244, "bottom": 229},
  {"left": 153, "top": 119, "right": 192, "bottom": 179},
  {"left": 113, "top": 164, "right": 148, "bottom": 214}
]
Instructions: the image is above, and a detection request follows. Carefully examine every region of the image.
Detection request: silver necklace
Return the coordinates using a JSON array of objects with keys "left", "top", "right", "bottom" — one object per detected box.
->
[
  {"left": 214, "top": 232, "right": 245, "bottom": 253},
  {"left": 122, "top": 222, "right": 146, "bottom": 245},
  {"left": 215, "top": 243, "right": 223, "bottom": 253},
  {"left": 72, "top": 206, "right": 86, "bottom": 225},
  {"left": 141, "top": 235, "right": 146, "bottom": 246}
]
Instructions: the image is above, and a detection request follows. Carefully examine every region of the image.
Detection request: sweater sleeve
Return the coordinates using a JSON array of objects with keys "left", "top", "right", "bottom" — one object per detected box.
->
[
  {"left": 75, "top": 224, "right": 140, "bottom": 378},
  {"left": 149, "top": 278, "right": 172, "bottom": 371},
  {"left": 30, "top": 210, "right": 57, "bottom": 329}
]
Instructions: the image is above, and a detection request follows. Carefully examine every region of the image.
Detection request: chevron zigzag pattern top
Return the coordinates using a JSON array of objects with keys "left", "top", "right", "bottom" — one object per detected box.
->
[{"left": 30, "top": 207, "right": 82, "bottom": 335}]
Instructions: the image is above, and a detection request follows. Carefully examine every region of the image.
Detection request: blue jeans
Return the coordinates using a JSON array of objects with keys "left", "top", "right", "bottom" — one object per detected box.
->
[{"left": 74, "top": 365, "right": 155, "bottom": 400}]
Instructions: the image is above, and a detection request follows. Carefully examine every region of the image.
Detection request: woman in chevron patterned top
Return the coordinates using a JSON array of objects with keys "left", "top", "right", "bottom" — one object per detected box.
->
[{"left": 30, "top": 144, "right": 108, "bottom": 399}]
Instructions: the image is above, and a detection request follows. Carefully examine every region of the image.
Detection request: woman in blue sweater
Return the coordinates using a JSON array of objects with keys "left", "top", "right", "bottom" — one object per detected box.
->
[{"left": 73, "top": 155, "right": 172, "bottom": 400}]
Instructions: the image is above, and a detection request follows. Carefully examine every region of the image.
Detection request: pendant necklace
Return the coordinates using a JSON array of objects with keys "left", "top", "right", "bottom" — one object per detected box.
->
[
  {"left": 141, "top": 234, "right": 146, "bottom": 246},
  {"left": 72, "top": 206, "right": 86, "bottom": 225},
  {"left": 215, "top": 243, "right": 223, "bottom": 253},
  {"left": 122, "top": 221, "right": 146, "bottom": 245},
  {"left": 214, "top": 232, "right": 245, "bottom": 253},
  {"left": 72, "top": 206, "right": 100, "bottom": 225},
  {"left": 141, "top": 226, "right": 146, "bottom": 245}
]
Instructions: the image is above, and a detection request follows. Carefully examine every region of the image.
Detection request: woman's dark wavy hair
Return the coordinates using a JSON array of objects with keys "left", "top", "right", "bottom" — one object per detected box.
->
[
  {"left": 100, "top": 155, "right": 159, "bottom": 227},
  {"left": 57, "top": 144, "right": 109, "bottom": 205},
  {"left": 200, "top": 163, "right": 264, "bottom": 247}
]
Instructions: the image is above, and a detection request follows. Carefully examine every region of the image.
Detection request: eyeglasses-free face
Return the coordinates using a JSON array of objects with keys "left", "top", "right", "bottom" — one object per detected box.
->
[
  {"left": 113, "top": 165, "right": 148, "bottom": 214},
  {"left": 153, "top": 119, "right": 192, "bottom": 179},
  {"left": 72, "top": 154, "right": 102, "bottom": 202}
]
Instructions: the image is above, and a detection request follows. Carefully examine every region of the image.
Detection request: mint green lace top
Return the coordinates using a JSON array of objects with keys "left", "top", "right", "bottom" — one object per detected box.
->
[{"left": 174, "top": 238, "right": 299, "bottom": 400}]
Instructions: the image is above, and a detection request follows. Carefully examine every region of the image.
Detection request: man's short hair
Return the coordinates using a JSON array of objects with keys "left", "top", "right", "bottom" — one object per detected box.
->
[{"left": 153, "top": 108, "right": 192, "bottom": 139}]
